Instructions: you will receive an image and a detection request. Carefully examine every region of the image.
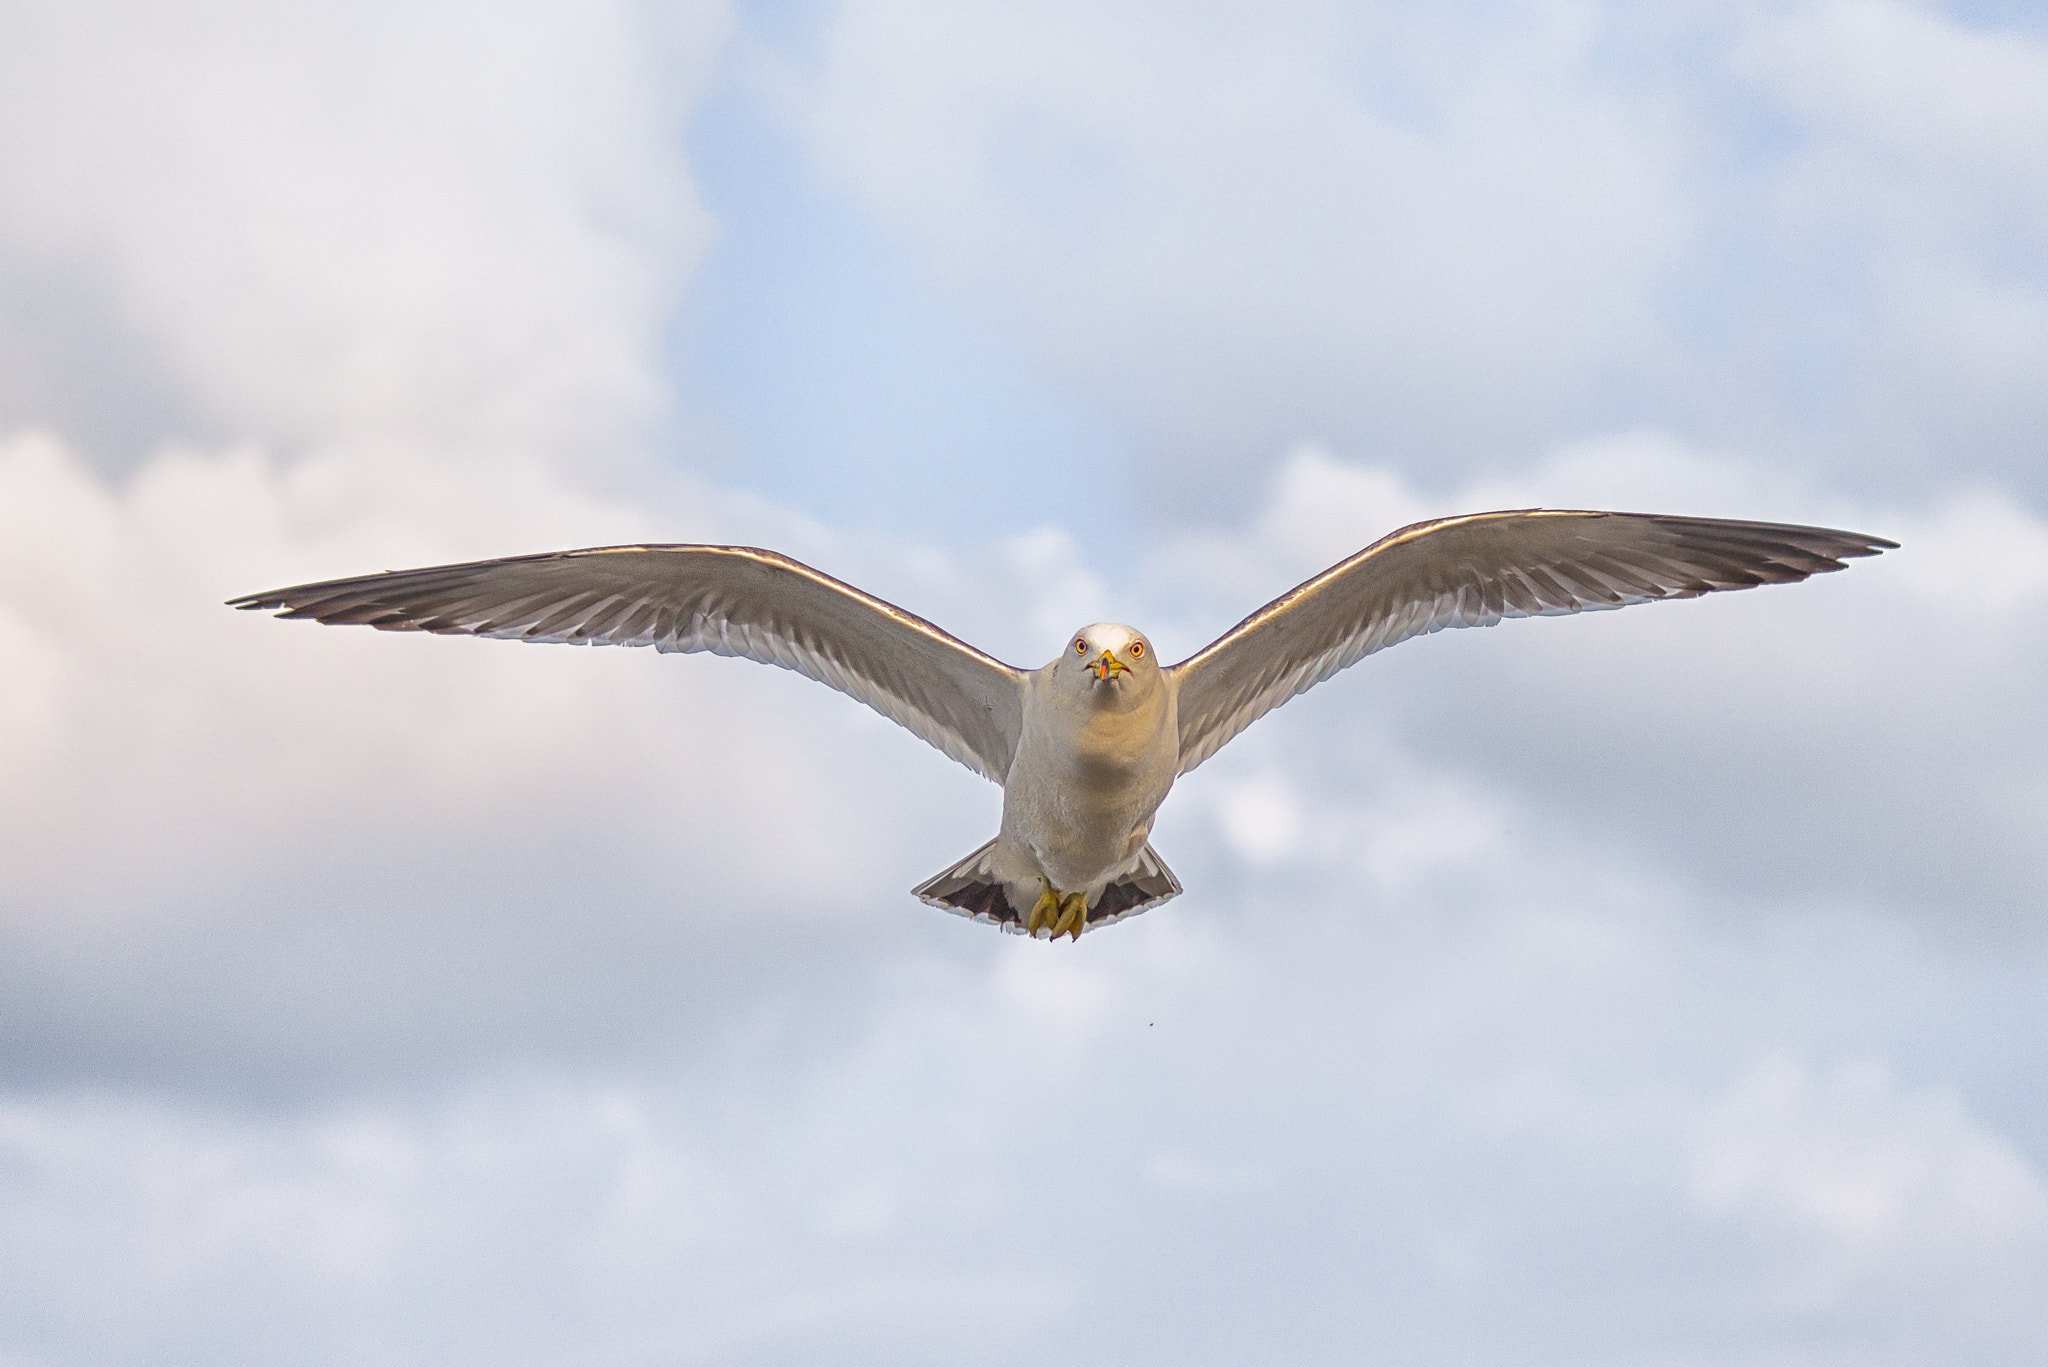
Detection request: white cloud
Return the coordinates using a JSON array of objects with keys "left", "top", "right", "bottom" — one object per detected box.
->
[
  {"left": 1689, "top": 1057, "right": 2048, "bottom": 1306},
  {"left": 0, "top": 595, "right": 68, "bottom": 783},
  {"left": 1736, "top": 0, "right": 2048, "bottom": 174},
  {"left": 0, "top": 0, "right": 726, "bottom": 464},
  {"left": 1726, "top": 2, "right": 2048, "bottom": 484},
  {"left": 777, "top": 0, "right": 1689, "bottom": 496},
  {"left": 1213, "top": 770, "right": 1305, "bottom": 865},
  {"left": 754, "top": 1, "right": 2048, "bottom": 518},
  {"left": 1143, "top": 1151, "right": 1271, "bottom": 1194}
]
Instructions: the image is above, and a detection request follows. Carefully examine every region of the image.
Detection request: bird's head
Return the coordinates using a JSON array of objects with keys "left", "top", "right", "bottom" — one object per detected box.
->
[{"left": 1062, "top": 623, "right": 1157, "bottom": 696}]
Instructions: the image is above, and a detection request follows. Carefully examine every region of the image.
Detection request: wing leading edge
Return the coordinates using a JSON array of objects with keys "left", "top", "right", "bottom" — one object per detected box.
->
[
  {"left": 231, "top": 544, "right": 1027, "bottom": 783},
  {"left": 1169, "top": 510, "right": 1895, "bottom": 775}
]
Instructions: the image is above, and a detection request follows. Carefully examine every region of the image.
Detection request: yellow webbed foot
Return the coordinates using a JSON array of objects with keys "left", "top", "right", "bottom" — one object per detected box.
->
[
  {"left": 1026, "top": 881, "right": 1060, "bottom": 936},
  {"left": 1052, "top": 891, "right": 1089, "bottom": 941}
]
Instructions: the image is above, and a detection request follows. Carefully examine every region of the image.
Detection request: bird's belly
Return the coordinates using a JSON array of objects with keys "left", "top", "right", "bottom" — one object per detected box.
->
[{"left": 1001, "top": 749, "right": 1173, "bottom": 891}]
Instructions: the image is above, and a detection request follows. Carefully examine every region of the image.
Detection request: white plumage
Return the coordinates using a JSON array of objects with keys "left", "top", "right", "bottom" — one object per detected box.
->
[{"left": 232, "top": 509, "right": 1893, "bottom": 938}]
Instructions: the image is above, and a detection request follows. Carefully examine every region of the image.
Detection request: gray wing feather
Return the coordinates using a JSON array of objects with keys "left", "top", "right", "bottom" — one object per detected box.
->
[
  {"left": 1169, "top": 510, "right": 1895, "bottom": 775},
  {"left": 230, "top": 545, "right": 1027, "bottom": 782}
]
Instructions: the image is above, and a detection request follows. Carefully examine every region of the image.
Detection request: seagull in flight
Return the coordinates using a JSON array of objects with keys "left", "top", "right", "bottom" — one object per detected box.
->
[{"left": 232, "top": 510, "right": 1892, "bottom": 940}]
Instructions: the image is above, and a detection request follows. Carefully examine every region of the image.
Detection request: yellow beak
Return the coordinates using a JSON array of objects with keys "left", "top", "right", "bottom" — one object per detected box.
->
[{"left": 1090, "top": 651, "right": 1128, "bottom": 680}]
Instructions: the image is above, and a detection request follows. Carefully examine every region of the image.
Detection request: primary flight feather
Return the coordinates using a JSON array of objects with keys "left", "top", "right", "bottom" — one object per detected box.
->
[{"left": 231, "top": 509, "right": 1893, "bottom": 939}]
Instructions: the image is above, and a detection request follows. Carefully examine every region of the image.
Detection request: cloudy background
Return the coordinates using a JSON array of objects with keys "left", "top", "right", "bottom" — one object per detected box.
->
[{"left": 2, "top": 1, "right": 2045, "bottom": 1362}]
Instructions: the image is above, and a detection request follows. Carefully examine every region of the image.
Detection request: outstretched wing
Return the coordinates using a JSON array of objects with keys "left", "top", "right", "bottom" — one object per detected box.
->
[
  {"left": 230, "top": 544, "right": 1027, "bottom": 782},
  {"left": 1169, "top": 510, "right": 1895, "bottom": 775}
]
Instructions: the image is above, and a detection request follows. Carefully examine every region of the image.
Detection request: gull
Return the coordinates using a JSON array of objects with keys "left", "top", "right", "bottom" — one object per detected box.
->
[{"left": 231, "top": 510, "right": 1892, "bottom": 940}]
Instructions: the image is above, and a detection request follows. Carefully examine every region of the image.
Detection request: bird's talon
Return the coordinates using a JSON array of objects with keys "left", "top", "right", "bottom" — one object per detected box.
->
[
  {"left": 1027, "top": 882, "right": 1060, "bottom": 937},
  {"left": 1053, "top": 891, "right": 1088, "bottom": 940}
]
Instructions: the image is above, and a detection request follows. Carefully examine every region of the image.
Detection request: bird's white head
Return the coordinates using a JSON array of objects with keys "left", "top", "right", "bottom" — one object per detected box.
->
[{"left": 1060, "top": 623, "right": 1158, "bottom": 695}]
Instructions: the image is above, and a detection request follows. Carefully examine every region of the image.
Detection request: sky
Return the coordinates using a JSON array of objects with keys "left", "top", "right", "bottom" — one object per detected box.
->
[{"left": 2, "top": 1, "right": 2046, "bottom": 1363}]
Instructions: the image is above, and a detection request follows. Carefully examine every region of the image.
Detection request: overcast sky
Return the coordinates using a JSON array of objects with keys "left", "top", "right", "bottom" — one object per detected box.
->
[{"left": 3, "top": 2, "right": 2047, "bottom": 1364}]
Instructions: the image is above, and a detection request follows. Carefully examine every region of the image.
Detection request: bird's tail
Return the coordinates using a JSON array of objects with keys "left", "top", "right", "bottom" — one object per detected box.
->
[
  {"left": 1089, "top": 843, "right": 1183, "bottom": 928},
  {"left": 912, "top": 839, "right": 1181, "bottom": 936}
]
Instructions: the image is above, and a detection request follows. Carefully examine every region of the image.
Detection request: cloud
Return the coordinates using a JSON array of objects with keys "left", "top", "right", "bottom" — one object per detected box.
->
[
  {"left": 1689, "top": 1057, "right": 2048, "bottom": 1306},
  {"left": 1736, "top": 0, "right": 2048, "bottom": 173},
  {"left": 6, "top": 1, "right": 2048, "bottom": 1361},
  {"left": 0, "top": 1082, "right": 1085, "bottom": 1365},
  {"left": 758, "top": 1, "right": 2048, "bottom": 516},
  {"left": 0, "top": 0, "right": 726, "bottom": 468},
  {"left": 774, "top": 0, "right": 1689, "bottom": 510},
  {"left": 1727, "top": 1, "right": 2048, "bottom": 487}
]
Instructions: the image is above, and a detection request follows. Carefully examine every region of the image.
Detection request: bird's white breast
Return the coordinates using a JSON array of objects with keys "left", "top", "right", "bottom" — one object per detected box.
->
[{"left": 997, "top": 666, "right": 1179, "bottom": 893}]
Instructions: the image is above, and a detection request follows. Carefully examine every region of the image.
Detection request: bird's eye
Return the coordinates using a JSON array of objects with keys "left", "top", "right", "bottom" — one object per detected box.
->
[
  {"left": 1129, "top": 641, "right": 1145, "bottom": 658},
  {"left": 1075, "top": 639, "right": 1088, "bottom": 655}
]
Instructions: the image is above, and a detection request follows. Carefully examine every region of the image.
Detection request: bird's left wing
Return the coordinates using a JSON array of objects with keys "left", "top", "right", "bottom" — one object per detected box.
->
[
  {"left": 1169, "top": 510, "right": 1895, "bottom": 775},
  {"left": 230, "top": 544, "right": 1027, "bottom": 782}
]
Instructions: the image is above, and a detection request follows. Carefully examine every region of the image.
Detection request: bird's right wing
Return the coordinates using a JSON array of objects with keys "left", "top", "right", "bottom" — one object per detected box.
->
[
  {"left": 1169, "top": 510, "right": 1895, "bottom": 775},
  {"left": 230, "top": 544, "right": 1027, "bottom": 783}
]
